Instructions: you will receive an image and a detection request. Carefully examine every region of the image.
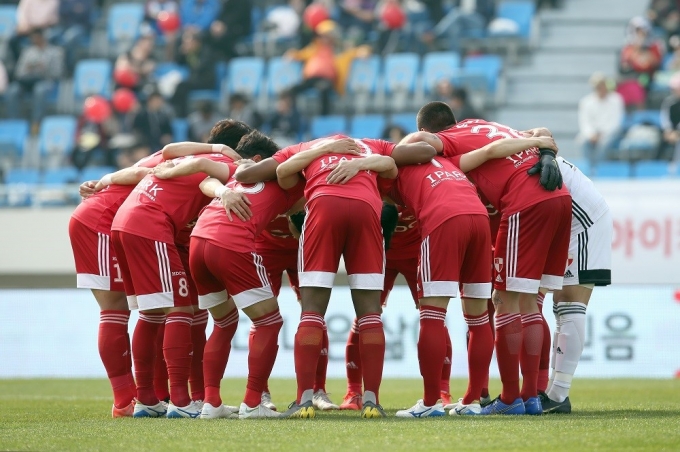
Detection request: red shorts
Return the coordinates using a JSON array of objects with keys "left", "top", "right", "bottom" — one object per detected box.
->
[
  {"left": 177, "top": 244, "right": 198, "bottom": 306},
  {"left": 189, "top": 237, "right": 274, "bottom": 310},
  {"left": 110, "top": 231, "right": 192, "bottom": 311},
  {"left": 494, "top": 196, "right": 572, "bottom": 293},
  {"left": 69, "top": 217, "right": 124, "bottom": 292},
  {"left": 381, "top": 257, "right": 418, "bottom": 307},
  {"left": 259, "top": 248, "right": 301, "bottom": 300},
  {"left": 298, "top": 197, "right": 384, "bottom": 290},
  {"left": 418, "top": 215, "right": 492, "bottom": 299}
]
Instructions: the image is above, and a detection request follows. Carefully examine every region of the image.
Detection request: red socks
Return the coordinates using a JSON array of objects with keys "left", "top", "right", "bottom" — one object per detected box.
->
[
  {"left": 98, "top": 310, "right": 135, "bottom": 408},
  {"left": 153, "top": 322, "right": 169, "bottom": 402},
  {"left": 441, "top": 328, "right": 452, "bottom": 394},
  {"left": 462, "top": 312, "right": 494, "bottom": 404},
  {"left": 163, "top": 312, "right": 193, "bottom": 407},
  {"left": 417, "top": 306, "right": 446, "bottom": 407},
  {"left": 358, "top": 313, "right": 385, "bottom": 403},
  {"left": 537, "top": 293, "right": 551, "bottom": 392},
  {"left": 243, "top": 310, "right": 283, "bottom": 407},
  {"left": 132, "top": 312, "right": 165, "bottom": 405},
  {"left": 314, "top": 324, "right": 329, "bottom": 393},
  {"left": 520, "top": 312, "right": 544, "bottom": 400},
  {"left": 345, "top": 318, "right": 362, "bottom": 395},
  {"left": 294, "top": 312, "right": 325, "bottom": 403},
  {"left": 495, "top": 313, "right": 522, "bottom": 404},
  {"left": 190, "top": 309, "right": 208, "bottom": 401},
  {"left": 203, "top": 309, "right": 239, "bottom": 407}
]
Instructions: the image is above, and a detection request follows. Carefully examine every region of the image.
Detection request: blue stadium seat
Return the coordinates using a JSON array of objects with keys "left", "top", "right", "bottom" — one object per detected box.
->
[
  {"left": 463, "top": 55, "right": 503, "bottom": 93},
  {"left": 0, "top": 5, "right": 16, "bottom": 40},
  {"left": 384, "top": 53, "right": 420, "bottom": 94},
  {"left": 154, "top": 62, "right": 190, "bottom": 81},
  {"left": 633, "top": 161, "right": 671, "bottom": 178},
  {"left": 310, "top": 116, "right": 347, "bottom": 139},
  {"left": 172, "top": 119, "right": 189, "bottom": 142},
  {"left": 346, "top": 56, "right": 381, "bottom": 94},
  {"left": 350, "top": 115, "right": 386, "bottom": 139},
  {"left": 422, "top": 52, "right": 461, "bottom": 94},
  {"left": 39, "top": 116, "right": 77, "bottom": 157},
  {"left": 624, "top": 110, "right": 662, "bottom": 129},
  {"left": 107, "top": 3, "right": 144, "bottom": 43},
  {"left": 594, "top": 161, "right": 631, "bottom": 178},
  {"left": 81, "top": 166, "right": 117, "bottom": 182},
  {"left": 0, "top": 120, "right": 29, "bottom": 157},
  {"left": 390, "top": 113, "right": 418, "bottom": 133},
  {"left": 5, "top": 168, "right": 40, "bottom": 184},
  {"left": 267, "top": 58, "right": 303, "bottom": 97},
  {"left": 43, "top": 167, "right": 80, "bottom": 185},
  {"left": 3, "top": 168, "right": 39, "bottom": 206},
  {"left": 74, "top": 59, "right": 112, "bottom": 100},
  {"left": 227, "top": 57, "right": 265, "bottom": 98},
  {"left": 493, "top": 1, "right": 535, "bottom": 38}
]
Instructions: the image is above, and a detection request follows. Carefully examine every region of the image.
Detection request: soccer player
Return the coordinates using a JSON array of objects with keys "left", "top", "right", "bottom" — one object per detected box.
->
[
  {"left": 110, "top": 124, "right": 251, "bottom": 419},
  {"left": 150, "top": 132, "right": 304, "bottom": 419},
  {"left": 403, "top": 102, "right": 571, "bottom": 415}
]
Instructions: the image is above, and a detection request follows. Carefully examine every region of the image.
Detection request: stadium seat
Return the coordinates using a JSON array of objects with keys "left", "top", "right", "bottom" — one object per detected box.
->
[
  {"left": 633, "top": 161, "right": 671, "bottom": 178},
  {"left": 493, "top": 1, "right": 536, "bottom": 39},
  {"left": 171, "top": 118, "right": 189, "bottom": 142},
  {"left": 73, "top": 60, "right": 112, "bottom": 100},
  {"left": 594, "top": 161, "right": 631, "bottom": 178},
  {"left": 0, "top": 5, "right": 16, "bottom": 41},
  {"left": 350, "top": 115, "right": 386, "bottom": 139},
  {"left": 384, "top": 53, "right": 420, "bottom": 94},
  {"left": 107, "top": 3, "right": 144, "bottom": 44},
  {"left": 390, "top": 113, "right": 418, "bottom": 133},
  {"left": 38, "top": 116, "right": 77, "bottom": 157},
  {"left": 346, "top": 56, "right": 381, "bottom": 94},
  {"left": 267, "top": 58, "right": 303, "bottom": 97},
  {"left": 81, "top": 166, "right": 117, "bottom": 182},
  {"left": 5, "top": 168, "right": 40, "bottom": 185},
  {"left": 422, "top": 52, "right": 461, "bottom": 94},
  {"left": 463, "top": 55, "right": 503, "bottom": 93},
  {"left": 227, "top": 57, "right": 265, "bottom": 98},
  {"left": 310, "top": 116, "right": 347, "bottom": 139},
  {"left": 153, "top": 62, "right": 190, "bottom": 81},
  {"left": 0, "top": 120, "right": 29, "bottom": 158},
  {"left": 43, "top": 167, "right": 79, "bottom": 185},
  {"left": 624, "top": 110, "right": 662, "bottom": 129}
]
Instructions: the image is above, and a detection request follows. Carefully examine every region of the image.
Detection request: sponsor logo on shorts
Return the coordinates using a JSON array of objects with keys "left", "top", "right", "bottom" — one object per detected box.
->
[
  {"left": 564, "top": 270, "right": 574, "bottom": 278},
  {"left": 171, "top": 271, "right": 186, "bottom": 276},
  {"left": 495, "top": 275, "right": 503, "bottom": 283}
]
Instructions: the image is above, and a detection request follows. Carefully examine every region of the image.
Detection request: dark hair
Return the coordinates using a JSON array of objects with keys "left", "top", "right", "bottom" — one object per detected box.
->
[
  {"left": 207, "top": 119, "right": 252, "bottom": 148},
  {"left": 235, "top": 130, "right": 279, "bottom": 159},
  {"left": 416, "top": 101, "right": 457, "bottom": 133}
]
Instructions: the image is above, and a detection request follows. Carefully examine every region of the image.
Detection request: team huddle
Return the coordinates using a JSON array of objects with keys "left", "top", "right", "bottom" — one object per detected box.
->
[{"left": 68, "top": 100, "right": 612, "bottom": 419}]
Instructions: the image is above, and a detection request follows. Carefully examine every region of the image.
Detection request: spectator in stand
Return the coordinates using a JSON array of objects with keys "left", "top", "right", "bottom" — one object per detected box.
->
[
  {"left": 263, "top": 90, "right": 302, "bottom": 147},
  {"left": 5, "top": 29, "right": 64, "bottom": 131},
  {"left": 285, "top": 20, "right": 371, "bottom": 115},
  {"left": 647, "top": 0, "right": 680, "bottom": 41},
  {"left": 170, "top": 30, "right": 215, "bottom": 117},
  {"left": 116, "top": 143, "right": 153, "bottom": 170},
  {"left": 203, "top": 0, "right": 252, "bottom": 60},
  {"left": 130, "top": 91, "right": 174, "bottom": 151},
  {"left": 145, "top": 0, "right": 180, "bottom": 59},
  {"left": 660, "top": 73, "right": 680, "bottom": 161},
  {"left": 434, "top": 80, "right": 484, "bottom": 121},
  {"left": 431, "top": 0, "right": 495, "bottom": 51},
  {"left": 54, "top": 0, "right": 94, "bottom": 73},
  {"left": 578, "top": 72, "right": 625, "bottom": 168},
  {"left": 8, "top": 0, "right": 59, "bottom": 64},
  {"left": 114, "top": 35, "right": 156, "bottom": 93},
  {"left": 381, "top": 124, "right": 407, "bottom": 142},
  {"left": 339, "top": 0, "right": 377, "bottom": 40},
  {"left": 226, "top": 93, "right": 262, "bottom": 129},
  {"left": 72, "top": 113, "right": 117, "bottom": 170},
  {"left": 620, "top": 17, "right": 664, "bottom": 79},
  {"left": 180, "top": 0, "right": 220, "bottom": 32},
  {"left": 187, "top": 100, "right": 220, "bottom": 142}
]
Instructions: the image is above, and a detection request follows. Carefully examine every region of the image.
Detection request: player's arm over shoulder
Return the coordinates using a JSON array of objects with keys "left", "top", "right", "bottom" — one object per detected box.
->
[
  {"left": 457, "top": 136, "right": 558, "bottom": 173},
  {"left": 399, "top": 132, "right": 444, "bottom": 153},
  {"left": 93, "top": 166, "right": 151, "bottom": 192},
  {"left": 152, "top": 157, "right": 233, "bottom": 183},
  {"left": 162, "top": 141, "right": 241, "bottom": 161}
]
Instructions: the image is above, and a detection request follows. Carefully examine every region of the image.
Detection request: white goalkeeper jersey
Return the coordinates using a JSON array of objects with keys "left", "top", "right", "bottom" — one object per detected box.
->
[{"left": 557, "top": 156, "right": 610, "bottom": 234}]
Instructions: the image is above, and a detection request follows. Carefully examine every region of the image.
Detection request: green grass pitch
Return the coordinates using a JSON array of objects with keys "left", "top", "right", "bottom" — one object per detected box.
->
[{"left": 1, "top": 378, "right": 679, "bottom": 451}]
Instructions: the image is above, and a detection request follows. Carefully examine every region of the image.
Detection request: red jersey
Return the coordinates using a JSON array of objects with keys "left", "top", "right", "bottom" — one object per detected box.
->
[
  {"left": 390, "top": 156, "right": 487, "bottom": 238},
  {"left": 256, "top": 214, "right": 300, "bottom": 252},
  {"left": 112, "top": 153, "right": 234, "bottom": 244},
  {"left": 192, "top": 177, "right": 305, "bottom": 254},
  {"left": 273, "top": 135, "right": 394, "bottom": 217},
  {"left": 71, "top": 151, "right": 164, "bottom": 234},
  {"left": 436, "top": 119, "right": 569, "bottom": 215},
  {"left": 386, "top": 205, "right": 420, "bottom": 261}
]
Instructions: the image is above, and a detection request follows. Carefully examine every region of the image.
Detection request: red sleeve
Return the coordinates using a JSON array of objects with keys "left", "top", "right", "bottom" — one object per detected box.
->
[
  {"left": 377, "top": 175, "right": 396, "bottom": 195},
  {"left": 360, "top": 138, "right": 396, "bottom": 156},
  {"left": 273, "top": 144, "right": 301, "bottom": 163},
  {"left": 435, "top": 131, "right": 463, "bottom": 158},
  {"left": 449, "top": 154, "right": 463, "bottom": 169}
]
